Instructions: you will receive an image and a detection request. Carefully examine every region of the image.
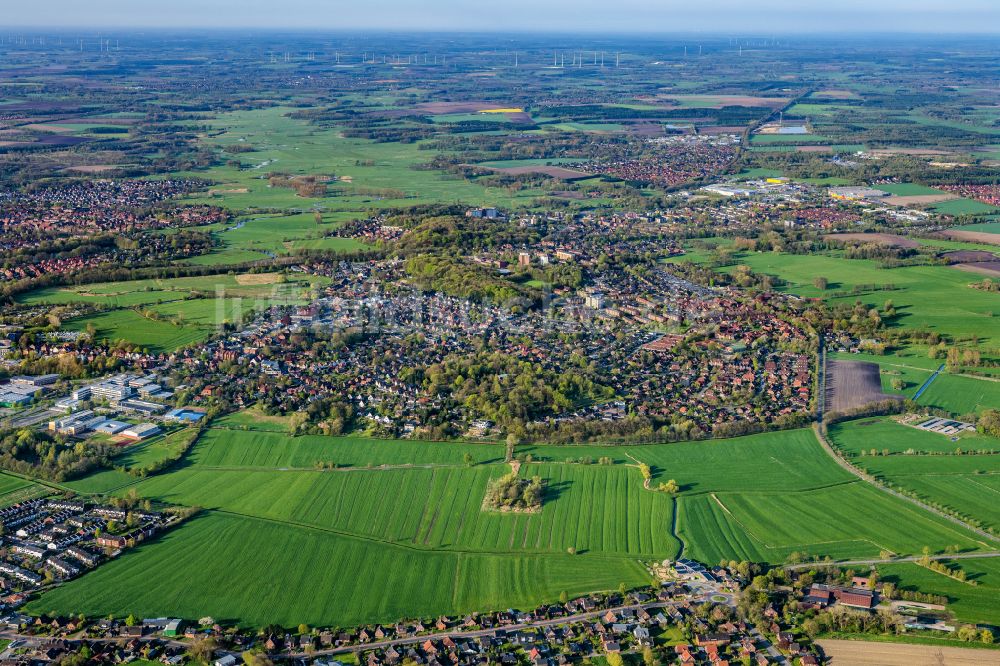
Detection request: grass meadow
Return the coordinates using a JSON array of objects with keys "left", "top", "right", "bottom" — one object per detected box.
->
[
  {"left": 17, "top": 273, "right": 326, "bottom": 352},
  {"left": 878, "top": 558, "right": 1000, "bottom": 626}
]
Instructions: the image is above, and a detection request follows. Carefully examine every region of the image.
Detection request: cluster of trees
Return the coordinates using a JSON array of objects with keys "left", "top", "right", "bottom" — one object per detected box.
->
[
  {"left": 267, "top": 174, "right": 328, "bottom": 198},
  {"left": 969, "top": 278, "right": 998, "bottom": 292},
  {"left": 404, "top": 254, "right": 532, "bottom": 307},
  {"left": 0, "top": 428, "right": 114, "bottom": 481},
  {"left": 290, "top": 398, "right": 355, "bottom": 436},
  {"left": 482, "top": 472, "right": 544, "bottom": 511},
  {"left": 823, "top": 398, "right": 911, "bottom": 425},
  {"left": 978, "top": 410, "right": 1000, "bottom": 438},
  {"left": 423, "top": 351, "right": 610, "bottom": 429},
  {"left": 917, "top": 554, "right": 975, "bottom": 585}
]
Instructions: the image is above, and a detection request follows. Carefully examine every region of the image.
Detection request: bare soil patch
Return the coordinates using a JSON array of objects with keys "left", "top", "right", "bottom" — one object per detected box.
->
[
  {"left": 64, "top": 165, "right": 122, "bottom": 173},
  {"left": 415, "top": 101, "right": 499, "bottom": 114},
  {"left": 817, "top": 639, "right": 1000, "bottom": 666},
  {"left": 662, "top": 94, "right": 789, "bottom": 109},
  {"left": 884, "top": 194, "right": 958, "bottom": 206},
  {"left": 942, "top": 250, "right": 998, "bottom": 263},
  {"left": 813, "top": 89, "right": 860, "bottom": 99},
  {"left": 209, "top": 188, "right": 250, "bottom": 195},
  {"left": 953, "top": 262, "right": 1000, "bottom": 277},
  {"left": 699, "top": 125, "right": 746, "bottom": 134},
  {"left": 934, "top": 230, "right": 1000, "bottom": 246},
  {"left": 869, "top": 148, "right": 953, "bottom": 157},
  {"left": 826, "top": 233, "right": 921, "bottom": 249},
  {"left": 826, "top": 360, "right": 903, "bottom": 414},
  {"left": 796, "top": 145, "right": 832, "bottom": 153},
  {"left": 234, "top": 273, "right": 282, "bottom": 286}
]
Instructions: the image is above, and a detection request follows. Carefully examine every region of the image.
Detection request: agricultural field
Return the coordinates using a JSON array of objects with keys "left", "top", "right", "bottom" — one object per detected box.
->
[
  {"left": 192, "top": 426, "right": 506, "bottom": 468},
  {"left": 877, "top": 558, "right": 1000, "bottom": 626},
  {"left": 829, "top": 418, "right": 1000, "bottom": 532},
  {"left": 16, "top": 272, "right": 326, "bottom": 352},
  {"left": 676, "top": 480, "right": 986, "bottom": 565},
  {"left": 36, "top": 425, "right": 997, "bottom": 628},
  {"left": 913, "top": 373, "right": 1000, "bottom": 415},
  {"left": 716, "top": 252, "right": 999, "bottom": 348},
  {"left": 27, "top": 512, "right": 647, "bottom": 629},
  {"left": 122, "top": 462, "right": 679, "bottom": 557}
]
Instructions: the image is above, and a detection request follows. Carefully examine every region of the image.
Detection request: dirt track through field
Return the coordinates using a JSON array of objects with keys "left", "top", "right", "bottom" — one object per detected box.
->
[{"left": 818, "top": 639, "right": 1000, "bottom": 665}]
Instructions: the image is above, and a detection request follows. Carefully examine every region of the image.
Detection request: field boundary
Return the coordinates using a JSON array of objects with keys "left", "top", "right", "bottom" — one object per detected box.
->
[{"left": 813, "top": 424, "right": 1000, "bottom": 548}]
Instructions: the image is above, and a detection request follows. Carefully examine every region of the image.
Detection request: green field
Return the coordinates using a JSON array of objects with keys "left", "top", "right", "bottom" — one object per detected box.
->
[
  {"left": 178, "top": 107, "right": 546, "bottom": 214},
  {"left": 830, "top": 419, "right": 1000, "bottom": 532},
  {"left": 717, "top": 253, "right": 999, "bottom": 348},
  {"left": 958, "top": 222, "right": 1000, "bottom": 234},
  {"left": 62, "top": 309, "right": 214, "bottom": 352},
  {"left": 180, "top": 212, "right": 371, "bottom": 267},
  {"left": 0, "top": 473, "right": 47, "bottom": 506},
  {"left": 33, "top": 424, "right": 998, "bottom": 627},
  {"left": 61, "top": 469, "right": 140, "bottom": 495},
  {"left": 18, "top": 273, "right": 326, "bottom": 352},
  {"left": 828, "top": 418, "right": 996, "bottom": 456},
  {"left": 915, "top": 374, "right": 1000, "bottom": 415},
  {"left": 878, "top": 558, "right": 1000, "bottom": 626},
  {"left": 677, "top": 480, "right": 986, "bottom": 565},
  {"left": 874, "top": 183, "right": 946, "bottom": 196},
  {"left": 931, "top": 199, "right": 1000, "bottom": 216},
  {"left": 113, "top": 428, "right": 198, "bottom": 470},
  {"left": 27, "top": 512, "right": 646, "bottom": 629}
]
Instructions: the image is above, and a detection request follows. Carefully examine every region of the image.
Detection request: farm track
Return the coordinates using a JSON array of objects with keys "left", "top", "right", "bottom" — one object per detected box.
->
[{"left": 812, "top": 424, "right": 1000, "bottom": 548}]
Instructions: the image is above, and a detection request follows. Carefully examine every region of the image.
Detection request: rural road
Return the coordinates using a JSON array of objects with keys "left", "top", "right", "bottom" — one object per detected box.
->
[
  {"left": 749, "top": 627, "right": 788, "bottom": 665},
  {"left": 812, "top": 423, "right": 1000, "bottom": 547}
]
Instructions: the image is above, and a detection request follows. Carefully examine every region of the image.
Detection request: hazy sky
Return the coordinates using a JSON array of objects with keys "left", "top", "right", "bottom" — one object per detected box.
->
[{"left": 3, "top": 0, "right": 999, "bottom": 33}]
